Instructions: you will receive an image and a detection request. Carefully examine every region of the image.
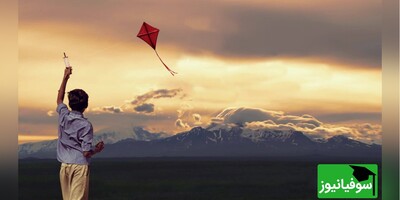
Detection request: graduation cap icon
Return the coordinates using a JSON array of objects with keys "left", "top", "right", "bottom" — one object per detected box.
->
[{"left": 349, "top": 165, "right": 376, "bottom": 196}]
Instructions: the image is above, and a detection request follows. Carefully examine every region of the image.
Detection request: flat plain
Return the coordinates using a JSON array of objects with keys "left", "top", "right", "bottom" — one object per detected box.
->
[{"left": 19, "top": 157, "right": 381, "bottom": 200}]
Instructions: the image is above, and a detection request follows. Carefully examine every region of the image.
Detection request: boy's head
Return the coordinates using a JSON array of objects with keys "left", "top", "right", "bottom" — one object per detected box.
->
[{"left": 68, "top": 89, "right": 89, "bottom": 113}]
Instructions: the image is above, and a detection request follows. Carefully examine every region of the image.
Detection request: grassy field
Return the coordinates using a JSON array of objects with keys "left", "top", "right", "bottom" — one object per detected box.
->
[{"left": 19, "top": 157, "right": 381, "bottom": 200}]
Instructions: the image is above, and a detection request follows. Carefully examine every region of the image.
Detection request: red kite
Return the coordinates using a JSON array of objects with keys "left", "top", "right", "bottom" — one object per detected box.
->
[{"left": 137, "top": 22, "right": 177, "bottom": 76}]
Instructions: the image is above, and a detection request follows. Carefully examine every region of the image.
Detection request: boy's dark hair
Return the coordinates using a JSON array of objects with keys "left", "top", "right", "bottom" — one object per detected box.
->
[{"left": 68, "top": 89, "right": 89, "bottom": 112}]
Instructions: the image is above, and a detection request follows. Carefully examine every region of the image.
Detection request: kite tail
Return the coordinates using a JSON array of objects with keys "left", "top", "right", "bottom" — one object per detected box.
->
[{"left": 155, "top": 50, "right": 178, "bottom": 76}]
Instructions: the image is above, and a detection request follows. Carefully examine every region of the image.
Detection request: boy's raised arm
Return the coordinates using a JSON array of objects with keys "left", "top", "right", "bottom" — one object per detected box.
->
[{"left": 57, "top": 67, "right": 72, "bottom": 105}]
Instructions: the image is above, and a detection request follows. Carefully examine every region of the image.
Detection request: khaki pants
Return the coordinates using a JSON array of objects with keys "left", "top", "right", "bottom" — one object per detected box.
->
[{"left": 60, "top": 163, "right": 90, "bottom": 200}]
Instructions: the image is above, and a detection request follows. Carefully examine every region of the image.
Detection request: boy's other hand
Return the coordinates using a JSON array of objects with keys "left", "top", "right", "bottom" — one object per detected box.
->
[
  {"left": 64, "top": 67, "right": 72, "bottom": 79},
  {"left": 83, "top": 151, "right": 92, "bottom": 158},
  {"left": 95, "top": 141, "right": 104, "bottom": 153}
]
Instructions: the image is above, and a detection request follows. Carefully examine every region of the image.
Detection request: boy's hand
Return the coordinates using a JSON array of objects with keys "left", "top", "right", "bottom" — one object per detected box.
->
[
  {"left": 95, "top": 141, "right": 105, "bottom": 153},
  {"left": 83, "top": 151, "right": 92, "bottom": 158},
  {"left": 64, "top": 67, "right": 72, "bottom": 79},
  {"left": 83, "top": 141, "right": 104, "bottom": 158}
]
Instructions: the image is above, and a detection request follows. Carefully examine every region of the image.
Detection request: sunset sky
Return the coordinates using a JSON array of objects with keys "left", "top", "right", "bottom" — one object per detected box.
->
[{"left": 18, "top": 0, "right": 381, "bottom": 144}]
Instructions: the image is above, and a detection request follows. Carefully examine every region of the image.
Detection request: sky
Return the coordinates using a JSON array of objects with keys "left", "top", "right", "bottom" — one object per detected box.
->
[{"left": 18, "top": 0, "right": 382, "bottom": 144}]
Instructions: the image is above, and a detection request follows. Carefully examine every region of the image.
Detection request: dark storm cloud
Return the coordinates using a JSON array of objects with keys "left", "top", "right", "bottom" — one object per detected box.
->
[
  {"left": 218, "top": 6, "right": 380, "bottom": 67},
  {"left": 20, "top": 0, "right": 381, "bottom": 68},
  {"left": 102, "top": 106, "right": 122, "bottom": 113},
  {"left": 130, "top": 89, "right": 183, "bottom": 105},
  {"left": 134, "top": 103, "right": 155, "bottom": 113},
  {"left": 129, "top": 88, "right": 183, "bottom": 113}
]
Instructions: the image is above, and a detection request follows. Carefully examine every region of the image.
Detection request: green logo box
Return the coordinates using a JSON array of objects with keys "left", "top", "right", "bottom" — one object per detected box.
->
[{"left": 317, "top": 164, "right": 378, "bottom": 199}]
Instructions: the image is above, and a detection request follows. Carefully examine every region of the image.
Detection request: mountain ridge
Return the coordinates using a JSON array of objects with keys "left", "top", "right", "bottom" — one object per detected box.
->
[{"left": 19, "top": 126, "right": 381, "bottom": 159}]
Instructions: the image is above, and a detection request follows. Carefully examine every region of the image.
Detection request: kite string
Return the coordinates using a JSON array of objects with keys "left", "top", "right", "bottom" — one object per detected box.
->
[{"left": 155, "top": 50, "right": 178, "bottom": 76}]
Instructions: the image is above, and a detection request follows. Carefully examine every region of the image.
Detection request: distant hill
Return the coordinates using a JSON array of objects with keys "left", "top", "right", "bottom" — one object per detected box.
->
[
  {"left": 19, "top": 126, "right": 381, "bottom": 159},
  {"left": 18, "top": 126, "right": 167, "bottom": 159}
]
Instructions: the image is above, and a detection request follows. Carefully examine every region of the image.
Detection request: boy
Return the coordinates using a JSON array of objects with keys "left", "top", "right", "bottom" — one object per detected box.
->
[{"left": 56, "top": 66, "right": 104, "bottom": 200}]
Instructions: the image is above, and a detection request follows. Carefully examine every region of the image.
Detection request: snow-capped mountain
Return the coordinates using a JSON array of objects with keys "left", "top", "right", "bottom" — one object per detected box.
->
[
  {"left": 317, "top": 135, "right": 381, "bottom": 155},
  {"left": 18, "top": 140, "right": 58, "bottom": 158},
  {"left": 19, "top": 126, "right": 381, "bottom": 159},
  {"left": 93, "top": 126, "right": 168, "bottom": 144},
  {"left": 99, "top": 126, "right": 381, "bottom": 158},
  {"left": 18, "top": 126, "right": 168, "bottom": 158}
]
